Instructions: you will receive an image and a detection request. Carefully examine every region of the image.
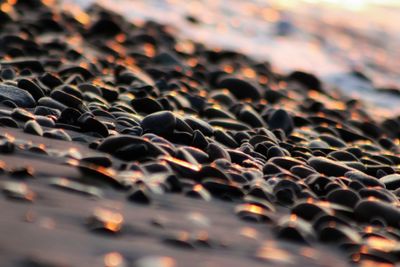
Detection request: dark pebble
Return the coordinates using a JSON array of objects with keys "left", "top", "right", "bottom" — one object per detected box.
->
[
  {"left": 288, "top": 71, "right": 322, "bottom": 91},
  {"left": 308, "top": 156, "right": 355, "bottom": 177},
  {"left": 141, "top": 111, "right": 176, "bottom": 135},
  {"left": 81, "top": 155, "right": 112, "bottom": 168},
  {"left": 50, "top": 89, "right": 83, "bottom": 109},
  {"left": 380, "top": 174, "right": 400, "bottom": 190},
  {"left": 0, "top": 84, "right": 35, "bottom": 107},
  {"left": 80, "top": 117, "right": 109, "bottom": 137},
  {"left": 43, "top": 129, "right": 72, "bottom": 141},
  {"left": 267, "top": 109, "right": 294, "bottom": 135},
  {"left": 97, "top": 135, "right": 167, "bottom": 160},
  {"left": 0, "top": 139, "right": 15, "bottom": 154},
  {"left": 0, "top": 117, "right": 19, "bottom": 128},
  {"left": 217, "top": 77, "right": 261, "bottom": 100},
  {"left": 38, "top": 97, "right": 67, "bottom": 111},
  {"left": 327, "top": 189, "right": 360, "bottom": 208},
  {"left": 17, "top": 78, "right": 44, "bottom": 101},
  {"left": 11, "top": 108, "right": 35, "bottom": 122},
  {"left": 354, "top": 200, "right": 400, "bottom": 228},
  {"left": 127, "top": 187, "right": 152, "bottom": 204}
]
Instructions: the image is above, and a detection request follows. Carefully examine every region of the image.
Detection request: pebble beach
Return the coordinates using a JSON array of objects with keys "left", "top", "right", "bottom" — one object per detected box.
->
[{"left": 1, "top": 0, "right": 400, "bottom": 266}]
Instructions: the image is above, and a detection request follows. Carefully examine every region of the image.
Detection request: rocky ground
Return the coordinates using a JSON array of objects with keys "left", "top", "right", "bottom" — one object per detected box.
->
[{"left": 1, "top": 0, "right": 400, "bottom": 266}]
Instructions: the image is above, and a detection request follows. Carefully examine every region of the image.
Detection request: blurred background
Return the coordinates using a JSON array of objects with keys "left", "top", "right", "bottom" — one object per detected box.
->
[{"left": 63, "top": 0, "right": 400, "bottom": 115}]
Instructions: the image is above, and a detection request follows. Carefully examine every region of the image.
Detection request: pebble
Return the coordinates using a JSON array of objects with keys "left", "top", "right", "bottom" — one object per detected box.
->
[
  {"left": 327, "top": 189, "right": 360, "bottom": 208},
  {"left": 217, "top": 77, "right": 261, "bottom": 100},
  {"left": 81, "top": 155, "right": 112, "bottom": 168},
  {"left": 80, "top": 117, "right": 109, "bottom": 137},
  {"left": 11, "top": 107, "right": 35, "bottom": 121},
  {"left": 0, "top": 84, "right": 36, "bottom": 107},
  {"left": 2, "top": 181, "right": 35, "bottom": 202},
  {"left": 354, "top": 199, "right": 400, "bottom": 228},
  {"left": 38, "top": 96, "right": 68, "bottom": 111},
  {"left": 277, "top": 215, "right": 316, "bottom": 244},
  {"left": 127, "top": 187, "right": 152, "bottom": 204},
  {"left": 43, "top": 129, "right": 72, "bottom": 141},
  {"left": 345, "top": 170, "right": 385, "bottom": 187},
  {"left": 379, "top": 174, "right": 400, "bottom": 190},
  {"left": 17, "top": 78, "right": 45, "bottom": 101},
  {"left": 141, "top": 111, "right": 176, "bottom": 135},
  {"left": 185, "top": 184, "right": 212, "bottom": 201},
  {"left": 50, "top": 89, "right": 83, "bottom": 109},
  {"left": 49, "top": 177, "right": 103, "bottom": 198},
  {"left": 308, "top": 156, "right": 355, "bottom": 177},
  {"left": 24, "top": 120, "right": 43, "bottom": 136},
  {"left": 184, "top": 117, "right": 214, "bottom": 136},
  {"left": 318, "top": 224, "right": 361, "bottom": 245},
  {"left": 131, "top": 97, "right": 163, "bottom": 114},
  {"left": 97, "top": 135, "right": 167, "bottom": 160},
  {"left": 0, "top": 139, "right": 15, "bottom": 154},
  {"left": 202, "top": 178, "right": 244, "bottom": 200},
  {"left": 267, "top": 109, "right": 294, "bottom": 135},
  {"left": 288, "top": 71, "right": 322, "bottom": 91},
  {"left": 87, "top": 208, "right": 124, "bottom": 234},
  {"left": 0, "top": 117, "right": 19, "bottom": 128}
]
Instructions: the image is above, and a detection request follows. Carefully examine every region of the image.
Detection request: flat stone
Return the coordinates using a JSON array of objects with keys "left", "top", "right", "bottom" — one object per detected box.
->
[{"left": 0, "top": 84, "right": 35, "bottom": 107}]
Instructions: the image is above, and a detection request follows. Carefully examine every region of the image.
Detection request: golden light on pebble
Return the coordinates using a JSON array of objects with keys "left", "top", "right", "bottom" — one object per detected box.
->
[
  {"left": 256, "top": 242, "right": 294, "bottom": 264},
  {"left": 364, "top": 226, "right": 373, "bottom": 233},
  {"left": 0, "top": 3, "right": 12, "bottom": 13},
  {"left": 318, "top": 201, "right": 331, "bottom": 208},
  {"left": 366, "top": 236, "right": 396, "bottom": 252},
  {"left": 144, "top": 43, "right": 156, "bottom": 57},
  {"left": 245, "top": 204, "right": 264, "bottom": 215},
  {"left": 240, "top": 227, "right": 258, "bottom": 239},
  {"left": 79, "top": 62, "right": 89, "bottom": 69},
  {"left": 175, "top": 41, "right": 195, "bottom": 54},
  {"left": 306, "top": 197, "right": 314, "bottom": 204},
  {"left": 63, "top": 4, "right": 90, "bottom": 25},
  {"left": 41, "top": 0, "right": 55, "bottom": 6},
  {"left": 352, "top": 253, "right": 361, "bottom": 262},
  {"left": 223, "top": 65, "right": 234, "bottom": 73},
  {"left": 289, "top": 214, "right": 297, "bottom": 222},
  {"left": 108, "top": 41, "right": 126, "bottom": 55},
  {"left": 360, "top": 245, "right": 369, "bottom": 254},
  {"left": 75, "top": 12, "right": 90, "bottom": 25},
  {"left": 367, "top": 196, "right": 379, "bottom": 201},
  {"left": 187, "top": 58, "right": 198, "bottom": 67},
  {"left": 300, "top": 247, "right": 317, "bottom": 259},
  {"left": 4, "top": 133, "right": 15, "bottom": 142},
  {"left": 196, "top": 230, "right": 209, "bottom": 242},
  {"left": 360, "top": 260, "right": 394, "bottom": 267},
  {"left": 258, "top": 75, "right": 268, "bottom": 84},
  {"left": 115, "top": 33, "right": 126, "bottom": 43},
  {"left": 242, "top": 67, "right": 256, "bottom": 78},
  {"left": 161, "top": 156, "right": 201, "bottom": 172},
  {"left": 93, "top": 208, "right": 124, "bottom": 233},
  {"left": 104, "top": 252, "right": 125, "bottom": 267},
  {"left": 193, "top": 184, "right": 204, "bottom": 192}
]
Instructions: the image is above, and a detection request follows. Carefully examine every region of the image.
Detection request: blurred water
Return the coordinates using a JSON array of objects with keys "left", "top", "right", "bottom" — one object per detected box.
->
[{"left": 64, "top": 0, "right": 400, "bottom": 117}]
